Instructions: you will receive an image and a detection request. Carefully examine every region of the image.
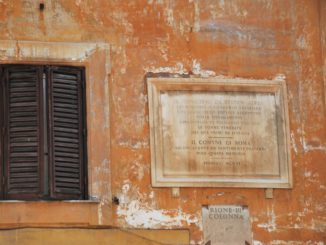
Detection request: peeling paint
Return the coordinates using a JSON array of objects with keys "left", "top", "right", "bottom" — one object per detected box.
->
[{"left": 117, "top": 199, "right": 198, "bottom": 228}]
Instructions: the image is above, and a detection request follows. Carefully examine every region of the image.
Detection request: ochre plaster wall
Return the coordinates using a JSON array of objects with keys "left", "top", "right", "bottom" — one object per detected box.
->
[
  {"left": 0, "top": 228, "right": 189, "bottom": 245},
  {"left": 0, "top": 0, "right": 325, "bottom": 244}
]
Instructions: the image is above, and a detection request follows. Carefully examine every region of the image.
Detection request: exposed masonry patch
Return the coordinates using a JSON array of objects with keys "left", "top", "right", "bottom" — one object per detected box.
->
[
  {"left": 117, "top": 184, "right": 199, "bottom": 229},
  {"left": 117, "top": 200, "right": 198, "bottom": 228}
]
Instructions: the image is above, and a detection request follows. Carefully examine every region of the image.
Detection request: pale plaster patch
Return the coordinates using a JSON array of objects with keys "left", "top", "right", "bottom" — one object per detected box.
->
[
  {"left": 290, "top": 132, "right": 298, "bottom": 155},
  {"left": 192, "top": 59, "right": 216, "bottom": 77},
  {"left": 0, "top": 40, "right": 110, "bottom": 62},
  {"left": 164, "top": 8, "right": 174, "bottom": 27},
  {"left": 117, "top": 184, "right": 199, "bottom": 229},
  {"left": 130, "top": 156, "right": 149, "bottom": 181},
  {"left": 302, "top": 139, "right": 326, "bottom": 153},
  {"left": 320, "top": 185, "right": 326, "bottom": 190},
  {"left": 111, "top": 11, "right": 133, "bottom": 34},
  {"left": 146, "top": 63, "right": 286, "bottom": 81},
  {"left": 190, "top": 239, "right": 203, "bottom": 245},
  {"left": 257, "top": 205, "right": 276, "bottom": 232},
  {"left": 198, "top": 20, "right": 276, "bottom": 48},
  {"left": 193, "top": 0, "right": 200, "bottom": 32},
  {"left": 296, "top": 36, "right": 308, "bottom": 49},
  {"left": 145, "top": 62, "right": 188, "bottom": 75},
  {"left": 117, "top": 140, "right": 149, "bottom": 149},
  {"left": 98, "top": 202, "right": 103, "bottom": 225},
  {"left": 273, "top": 73, "right": 286, "bottom": 81},
  {"left": 117, "top": 199, "right": 198, "bottom": 228},
  {"left": 253, "top": 241, "right": 263, "bottom": 245}
]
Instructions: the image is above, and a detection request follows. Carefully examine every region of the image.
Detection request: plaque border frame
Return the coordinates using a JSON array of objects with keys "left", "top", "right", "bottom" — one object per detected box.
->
[{"left": 147, "top": 77, "right": 292, "bottom": 188}]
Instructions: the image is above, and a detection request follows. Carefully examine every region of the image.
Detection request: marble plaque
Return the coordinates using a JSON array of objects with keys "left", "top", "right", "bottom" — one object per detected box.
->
[
  {"left": 202, "top": 205, "right": 252, "bottom": 245},
  {"left": 147, "top": 78, "right": 292, "bottom": 188}
]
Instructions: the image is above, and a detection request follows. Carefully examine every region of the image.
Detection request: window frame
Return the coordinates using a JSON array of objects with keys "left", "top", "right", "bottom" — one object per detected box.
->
[
  {"left": 0, "top": 40, "right": 111, "bottom": 227},
  {"left": 0, "top": 64, "right": 88, "bottom": 201}
]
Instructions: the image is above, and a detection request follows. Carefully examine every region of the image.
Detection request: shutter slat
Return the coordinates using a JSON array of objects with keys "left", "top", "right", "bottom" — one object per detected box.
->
[
  {"left": 10, "top": 162, "right": 38, "bottom": 167},
  {"left": 10, "top": 117, "right": 37, "bottom": 122},
  {"left": 54, "top": 117, "right": 78, "bottom": 124},
  {"left": 53, "top": 83, "right": 77, "bottom": 90},
  {"left": 10, "top": 87, "right": 36, "bottom": 92},
  {"left": 53, "top": 88, "right": 77, "bottom": 95},
  {"left": 10, "top": 91, "right": 36, "bottom": 98},
  {"left": 10, "top": 137, "right": 38, "bottom": 143},
  {"left": 55, "top": 157, "right": 79, "bottom": 163},
  {"left": 49, "top": 67, "right": 86, "bottom": 199},
  {"left": 55, "top": 162, "right": 80, "bottom": 168},
  {"left": 54, "top": 137, "right": 79, "bottom": 143},
  {"left": 3, "top": 66, "right": 43, "bottom": 199},
  {"left": 53, "top": 92, "right": 77, "bottom": 100},
  {"left": 53, "top": 73, "right": 77, "bottom": 80},
  {"left": 54, "top": 142, "right": 79, "bottom": 148},
  {"left": 56, "top": 167, "right": 80, "bottom": 173}
]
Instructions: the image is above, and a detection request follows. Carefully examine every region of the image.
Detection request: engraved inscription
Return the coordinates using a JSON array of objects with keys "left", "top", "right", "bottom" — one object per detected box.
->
[
  {"left": 202, "top": 205, "right": 252, "bottom": 245},
  {"left": 161, "top": 91, "right": 279, "bottom": 177}
]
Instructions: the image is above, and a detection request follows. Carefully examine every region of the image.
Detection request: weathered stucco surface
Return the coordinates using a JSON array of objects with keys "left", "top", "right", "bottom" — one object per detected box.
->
[{"left": 0, "top": 0, "right": 325, "bottom": 244}]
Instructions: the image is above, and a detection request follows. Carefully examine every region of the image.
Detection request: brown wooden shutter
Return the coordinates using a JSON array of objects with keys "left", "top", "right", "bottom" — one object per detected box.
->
[
  {"left": 3, "top": 65, "right": 44, "bottom": 199},
  {"left": 48, "top": 66, "right": 86, "bottom": 200}
]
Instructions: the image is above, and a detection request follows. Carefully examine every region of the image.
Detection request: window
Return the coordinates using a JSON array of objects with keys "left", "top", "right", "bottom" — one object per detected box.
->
[{"left": 0, "top": 64, "right": 87, "bottom": 200}]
